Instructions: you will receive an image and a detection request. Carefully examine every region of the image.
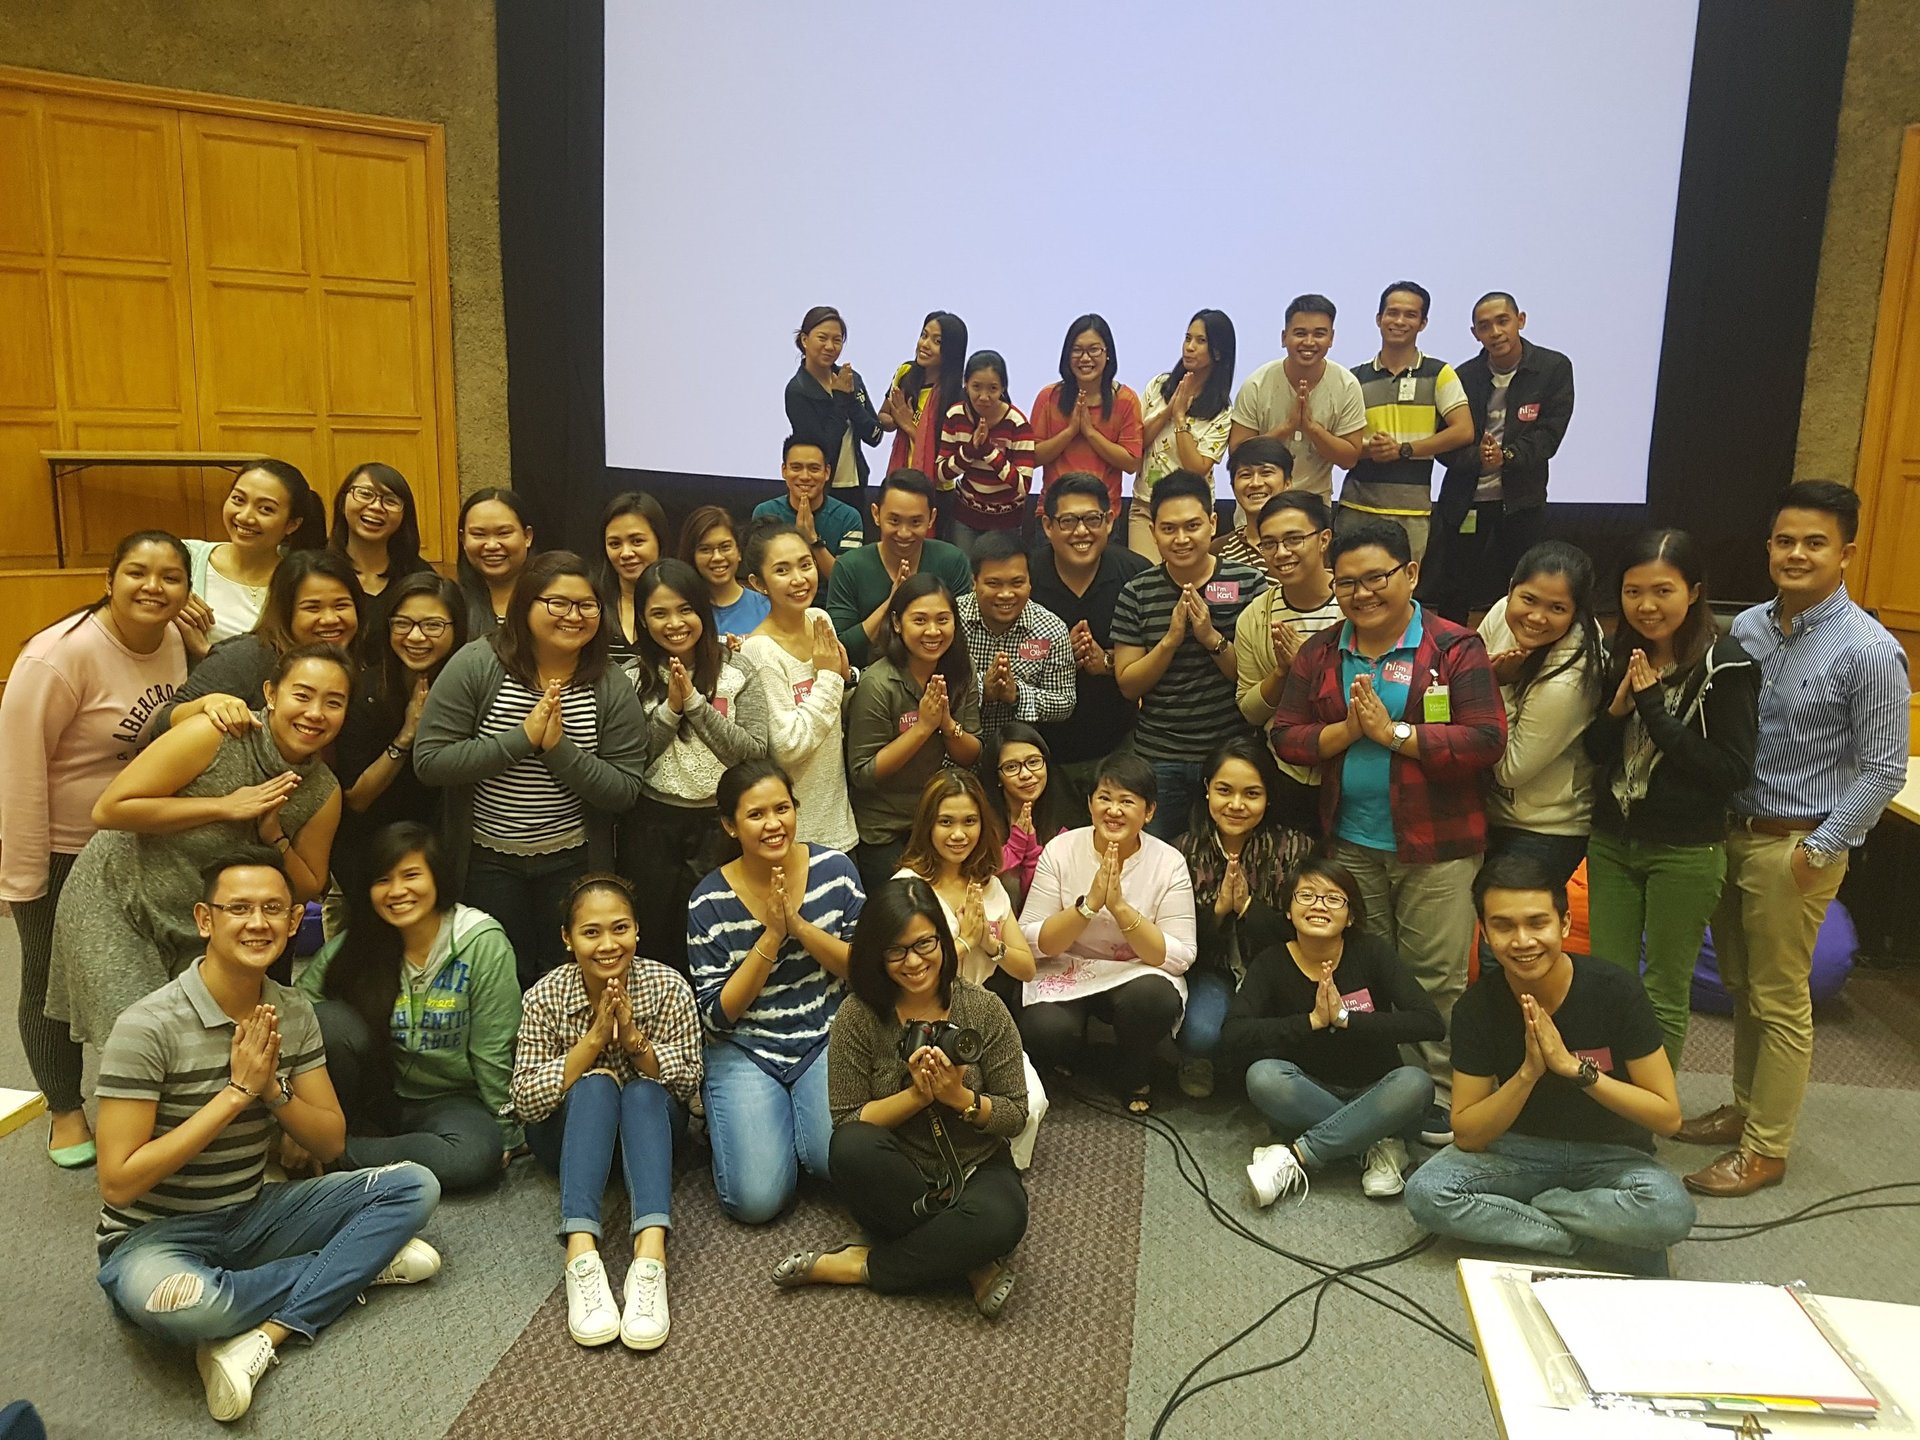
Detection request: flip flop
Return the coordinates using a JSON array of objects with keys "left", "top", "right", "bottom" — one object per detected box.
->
[
  {"left": 974, "top": 1265, "right": 1018, "bottom": 1320},
  {"left": 770, "top": 1241, "right": 860, "bottom": 1289}
]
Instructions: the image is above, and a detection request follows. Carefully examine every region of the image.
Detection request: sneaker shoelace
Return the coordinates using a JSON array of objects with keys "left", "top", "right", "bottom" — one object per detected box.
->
[
  {"left": 629, "top": 1265, "right": 661, "bottom": 1315},
  {"left": 570, "top": 1261, "right": 613, "bottom": 1321}
]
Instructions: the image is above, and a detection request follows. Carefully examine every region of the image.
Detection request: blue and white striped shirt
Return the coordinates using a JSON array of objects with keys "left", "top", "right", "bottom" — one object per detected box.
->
[
  {"left": 1730, "top": 584, "right": 1909, "bottom": 854},
  {"left": 686, "top": 845, "right": 864, "bottom": 1081}
]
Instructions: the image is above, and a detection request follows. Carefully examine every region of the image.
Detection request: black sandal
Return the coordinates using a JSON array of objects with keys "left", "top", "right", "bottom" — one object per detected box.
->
[
  {"left": 974, "top": 1265, "right": 1018, "bottom": 1320},
  {"left": 770, "top": 1242, "right": 860, "bottom": 1289}
]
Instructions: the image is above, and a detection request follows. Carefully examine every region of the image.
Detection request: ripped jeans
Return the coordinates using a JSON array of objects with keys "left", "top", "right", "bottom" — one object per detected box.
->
[{"left": 97, "top": 1163, "right": 440, "bottom": 1345}]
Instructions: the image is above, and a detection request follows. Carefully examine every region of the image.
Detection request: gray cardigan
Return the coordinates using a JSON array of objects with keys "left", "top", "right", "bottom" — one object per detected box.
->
[{"left": 412, "top": 637, "right": 649, "bottom": 890}]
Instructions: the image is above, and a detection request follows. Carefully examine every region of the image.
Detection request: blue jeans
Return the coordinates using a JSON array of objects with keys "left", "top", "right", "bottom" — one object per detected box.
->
[
  {"left": 1404, "top": 1133, "right": 1697, "bottom": 1256},
  {"left": 97, "top": 1163, "right": 440, "bottom": 1344},
  {"left": 1244, "top": 1061, "right": 1432, "bottom": 1168},
  {"left": 1144, "top": 760, "right": 1205, "bottom": 843},
  {"left": 1178, "top": 969, "right": 1235, "bottom": 1059},
  {"left": 1485, "top": 826, "right": 1590, "bottom": 889},
  {"left": 702, "top": 1040, "right": 832, "bottom": 1223},
  {"left": 526, "top": 1071, "right": 685, "bottom": 1240}
]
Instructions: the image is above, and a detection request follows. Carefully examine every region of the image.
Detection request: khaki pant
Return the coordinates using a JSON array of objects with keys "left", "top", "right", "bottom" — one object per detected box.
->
[
  {"left": 1334, "top": 505, "right": 1431, "bottom": 565},
  {"left": 1711, "top": 828, "right": 1848, "bottom": 1159}
]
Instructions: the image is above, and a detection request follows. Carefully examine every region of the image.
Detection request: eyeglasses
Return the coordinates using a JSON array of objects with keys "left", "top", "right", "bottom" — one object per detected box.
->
[
  {"left": 1257, "top": 531, "right": 1320, "bottom": 555},
  {"left": 998, "top": 756, "right": 1047, "bottom": 777},
  {"left": 1049, "top": 512, "right": 1107, "bottom": 533},
  {"left": 1069, "top": 346, "right": 1108, "bottom": 361},
  {"left": 205, "top": 901, "right": 292, "bottom": 920},
  {"left": 883, "top": 934, "right": 944, "bottom": 964},
  {"left": 1294, "top": 891, "right": 1349, "bottom": 912},
  {"left": 534, "top": 596, "right": 602, "bottom": 619},
  {"left": 388, "top": 616, "right": 452, "bottom": 638},
  {"left": 1331, "top": 563, "right": 1408, "bottom": 597},
  {"left": 345, "top": 484, "right": 400, "bottom": 510}
]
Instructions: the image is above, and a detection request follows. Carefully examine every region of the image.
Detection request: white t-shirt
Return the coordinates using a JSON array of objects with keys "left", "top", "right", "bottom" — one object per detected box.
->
[
  {"left": 1476, "top": 369, "right": 1518, "bottom": 501},
  {"left": 894, "top": 869, "right": 1017, "bottom": 987},
  {"left": 1227, "top": 359, "right": 1368, "bottom": 501}
]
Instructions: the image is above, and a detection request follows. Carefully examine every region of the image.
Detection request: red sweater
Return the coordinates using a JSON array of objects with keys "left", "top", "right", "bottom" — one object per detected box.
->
[{"left": 936, "top": 402, "right": 1036, "bottom": 530}]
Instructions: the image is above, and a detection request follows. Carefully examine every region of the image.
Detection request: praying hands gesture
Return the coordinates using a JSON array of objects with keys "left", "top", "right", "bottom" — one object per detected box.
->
[
  {"left": 1182, "top": 586, "right": 1222, "bottom": 651},
  {"left": 1086, "top": 840, "right": 1121, "bottom": 915},
  {"left": 792, "top": 493, "right": 821, "bottom": 542},
  {"left": 1169, "top": 371, "right": 1199, "bottom": 422},
  {"left": 1345, "top": 673, "right": 1396, "bottom": 748},
  {"left": 1270, "top": 614, "right": 1303, "bottom": 672},
  {"left": 957, "top": 881, "right": 989, "bottom": 954},
  {"left": 1213, "top": 856, "right": 1250, "bottom": 919},
  {"left": 1307, "top": 963, "right": 1344, "bottom": 1031},
  {"left": 825, "top": 364, "right": 855, "bottom": 396},
  {"left": 914, "top": 674, "right": 952, "bottom": 736},
  {"left": 229, "top": 1004, "right": 281, "bottom": 1098},
  {"left": 666, "top": 657, "right": 694, "bottom": 714},
  {"left": 523, "top": 679, "right": 566, "bottom": 751},
  {"left": 1607, "top": 649, "right": 1662, "bottom": 718},
  {"left": 1364, "top": 430, "right": 1402, "bottom": 463},
  {"left": 1518, "top": 993, "right": 1581, "bottom": 1082},
  {"left": 1289, "top": 378, "right": 1313, "bottom": 436},
  {"left": 226, "top": 771, "right": 301, "bottom": 824},
  {"left": 809, "top": 612, "right": 850, "bottom": 680},
  {"left": 1480, "top": 429, "right": 1502, "bottom": 472},
  {"left": 983, "top": 651, "right": 1018, "bottom": 705},
  {"left": 885, "top": 383, "right": 916, "bottom": 432},
  {"left": 1070, "top": 619, "right": 1111, "bottom": 676},
  {"left": 608, "top": 983, "right": 652, "bottom": 1062},
  {"left": 1011, "top": 799, "right": 1035, "bottom": 837}
]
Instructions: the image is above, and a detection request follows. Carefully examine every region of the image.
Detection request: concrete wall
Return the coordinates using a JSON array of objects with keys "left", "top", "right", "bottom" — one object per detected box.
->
[
  {"left": 0, "top": 0, "right": 509, "bottom": 493},
  {"left": 1796, "top": 0, "right": 1920, "bottom": 484}
]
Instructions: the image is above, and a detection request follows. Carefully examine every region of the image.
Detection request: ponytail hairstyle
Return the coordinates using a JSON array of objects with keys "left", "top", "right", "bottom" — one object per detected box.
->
[
  {"left": 740, "top": 520, "right": 813, "bottom": 599},
  {"left": 795, "top": 305, "right": 846, "bottom": 352},
  {"left": 879, "top": 572, "right": 973, "bottom": 697},
  {"left": 633, "top": 557, "right": 722, "bottom": 706},
  {"left": 1505, "top": 541, "right": 1604, "bottom": 698},
  {"left": 235, "top": 459, "right": 327, "bottom": 552},
  {"left": 56, "top": 528, "right": 192, "bottom": 636}
]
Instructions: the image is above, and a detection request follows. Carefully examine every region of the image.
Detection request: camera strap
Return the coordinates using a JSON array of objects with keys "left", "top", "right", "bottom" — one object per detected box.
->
[{"left": 914, "top": 1107, "right": 970, "bottom": 1218}]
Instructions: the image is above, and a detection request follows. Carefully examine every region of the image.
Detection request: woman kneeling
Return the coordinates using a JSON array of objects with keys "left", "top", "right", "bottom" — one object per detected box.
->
[
  {"left": 776, "top": 879, "right": 1028, "bottom": 1318},
  {"left": 510, "top": 875, "right": 702, "bottom": 1351}
]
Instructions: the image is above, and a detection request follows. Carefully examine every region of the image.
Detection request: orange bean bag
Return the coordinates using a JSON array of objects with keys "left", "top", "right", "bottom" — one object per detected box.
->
[{"left": 1467, "top": 859, "right": 1590, "bottom": 983}]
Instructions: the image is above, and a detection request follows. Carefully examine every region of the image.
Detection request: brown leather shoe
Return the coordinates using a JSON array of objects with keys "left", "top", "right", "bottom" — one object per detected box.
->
[
  {"left": 1673, "top": 1103, "right": 1747, "bottom": 1147},
  {"left": 1684, "top": 1148, "right": 1786, "bottom": 1197}
]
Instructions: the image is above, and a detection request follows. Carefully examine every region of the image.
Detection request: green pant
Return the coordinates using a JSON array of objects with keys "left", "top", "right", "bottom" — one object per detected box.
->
[{"left": 1584, "top": 829, "right": 1728, "bottom": 1067}]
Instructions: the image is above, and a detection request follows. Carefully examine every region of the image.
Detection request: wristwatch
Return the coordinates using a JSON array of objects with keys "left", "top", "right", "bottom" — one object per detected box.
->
[
  {"left": 385, "top": 742, "right": 410, "bottom": 761},
  {"left": 961, "top": 1091, "right": 984, "bottom": 1123},
  {"left": 1390, "top": 721, "right": 1414, "bottom": 751},
  {"left": 1206, "top": 633, "right": 1230, "bottom": 656},
  {"left": 1572, "top": 1055, "right": 1601, "bottom": 1089},
  {"left": 1797, "top": 841, "right": 1835, "bottom": 870},
  {"left": 1333, "top": 1003, "right": 1351, "bottom": 1030},
  {"left": 1074, "top": 895, "right": 1098, "bottom": 921},
  {"left": 263, "top": 1074, "right": 292, "bottom": 1110},
  {"left": 1397, "top": 442, "right": 1415, "bottom": 462}
]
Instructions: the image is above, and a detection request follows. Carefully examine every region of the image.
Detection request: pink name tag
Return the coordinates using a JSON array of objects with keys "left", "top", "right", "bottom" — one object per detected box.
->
[
  {"left": 1339, "top": 987, "right": 1376, "bottom": 1014},
  {"left": 792, "top": 679, "right": 814, "bottom": 705},
  {"left": 1574, "top": 1046, "right": 1614, "bottom": 1072},
  {"left": 1203, "top": 579, "right": 1240, "bottom": 604},
  {"left": 1381, "top": 659, "right": 1415, "bottom": 686},
  {"left": 1017, "top": 637, "right": 1051, "bottom": 661},
  {"left": 1517, "top": 402, "right": 1541, "bottom": 422},
  {"left": 898, "top": 710, "right": 920, "bottom": 734},
  {"left": 711, "top": 695, "right": 729, "bottom": 718}
]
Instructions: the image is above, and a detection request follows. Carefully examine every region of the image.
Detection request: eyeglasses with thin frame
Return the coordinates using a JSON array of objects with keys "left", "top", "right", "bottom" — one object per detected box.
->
[
  {"left": 388, "top": 615, "right": 452, "bottom": 638},
  {"left": 534, "top": 596, "right": 602, "bottom": 619},
  {"left": 1331, "top": 563, "right": 1408, "bottom": 598},
  {"left": 204, "top": 900, "right": 293, "bottom": 920},
  {"left": 1257, "top": 531, "right": 1321, "bottom": 556},
  {"left": 346, "top": 484, "right": 400, "bottom": 510},
  {"left": 998, "top": 756, "right": 1047, "bottom": 777},
  {"left": 1049, "top": 511, "right": 1107, "bottom": 533},
  {"left": 883, "top": 933, "right": 944, "bottom": 964},
  {"left": 1293, "top": 890, "right": 1349, "bottom": 912}
]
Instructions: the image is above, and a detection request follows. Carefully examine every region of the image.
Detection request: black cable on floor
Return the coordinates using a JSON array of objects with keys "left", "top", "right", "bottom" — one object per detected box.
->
[{"left": 1686, "top": 1181, "right": 1920, "bottom": 1241}]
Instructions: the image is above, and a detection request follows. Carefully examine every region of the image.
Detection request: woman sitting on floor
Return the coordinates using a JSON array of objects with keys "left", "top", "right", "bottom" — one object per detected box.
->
[
  {"left": 687, "top": 759, "right": 864, "bottom": 1223},
  {"left": 1017, "top": 752, "right": 1196, "bottom": 1114},
  {"left": 512, "top": 873, "right": 702, "bottom": 1353},
  {"left": 776, "top": 877, "right": 1027, "bottom": 1319},
  {"left": 1220, "top": 856, "right": 1443, "bottom": 1207},
  {"left": 295, "top": 821, "right": 522, "bottom": 1192}
]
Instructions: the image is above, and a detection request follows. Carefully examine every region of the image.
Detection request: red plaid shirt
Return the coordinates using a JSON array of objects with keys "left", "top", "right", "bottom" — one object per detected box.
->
[{"left": 1270, "top": 608, "right": 1506, "bottom": 864}]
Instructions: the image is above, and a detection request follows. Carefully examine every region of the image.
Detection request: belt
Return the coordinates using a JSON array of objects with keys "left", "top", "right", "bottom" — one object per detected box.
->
[{"left": 1732, "top": 815, "right": 1826, "bottom": 837}]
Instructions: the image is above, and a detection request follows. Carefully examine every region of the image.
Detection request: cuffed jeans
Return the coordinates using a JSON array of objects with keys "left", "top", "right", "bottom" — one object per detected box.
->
[
  {"left": 1177, "top": 969, "right": 1234, "bottom": 1059},
  {"left": 1713, "top": 828, "right": 1849, "bottom": 1159},
  {"left": 1245, "top": 1061, "right": 1432, "bottom": 1169},
  {"left": 702, "top": 1040, "right": 831, "bottom": 1223},
  {"left": 97, "top": 1163, "right": 440, "bottom": 1344},
  {"left": 314, "top": 1000, "right": 507, "bottom": 1193},
  {"left": 1405, "top": 1134, "right": 1695, "bottom": 1257},
  {"left": 1585, "top": 830, "right": 1726, "bottom": 1066},
  {"left": 829, "top": 1121, "right": 1028, "bottom": 1294},
  {"left": 1327, "top": 840, "right": 1479, "bottom": 1098},
  {"left": 526, "top": 1071, "right": 685, "bottom": 1240}
]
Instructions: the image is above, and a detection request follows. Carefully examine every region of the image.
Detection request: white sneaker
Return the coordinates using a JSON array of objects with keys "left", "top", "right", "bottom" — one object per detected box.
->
[
  {"left": 1247, "top": 1143, "right": 1309, "bottom": 1208},
  {"left": 1361, "top": 1138, "right": 1409, "bottom": 1198},
  {"left": 372, "top": 1237, "right": 442, "bottom": 1286},
  {"left": 196, "top": 1327, "right": 276, "bottom": 1422},
  {"left": 621, "top": 1257, "right": 670, "bottom": 1351},
  {"left": 565, "top": 1252, "right": 621, "bottom": 1347}
]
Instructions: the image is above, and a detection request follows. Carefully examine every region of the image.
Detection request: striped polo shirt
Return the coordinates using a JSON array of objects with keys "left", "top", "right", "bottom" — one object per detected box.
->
[
  {"left": 471, "top": 676, "right": 600, "bottom": 855},
  {"left": 1111, "top": 558, "right": 1268, "bottom": 763},
  {"left": 93, "top": 961, "right": 326, "bottom": 1256},
  {"left": 1340, "top": 353, "right": 1468, "bottom": 518}
]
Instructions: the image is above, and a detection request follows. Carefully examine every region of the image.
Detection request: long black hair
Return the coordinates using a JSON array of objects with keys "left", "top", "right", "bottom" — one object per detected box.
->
[
  {"left": 982, "top": 720, "right": 1076, "bottom": 842},
  {"left": 900, "top": 310, "right": 969, "bottom": 422},
  {"left": 321, "top": 821, "right": 455, "bottom": 1081},
  {"left": 1605, "top": 528, "right": 1716, "bottom": 689},
  {"left": 456, "top": 487, "right": 535, "bottom": 623},
  {"left": 845, "top": 876, "right": 960, "bottom": 1015},
  {"left": 1160, "top": 309, "right": 1236, "bottom": 421},
  {"left": 1054, "top": 313, "right": 1118, "bottom": 420},
  {"left": 235, "top": 459, "right": 328, "bottom": 553},
  {"left": 633, "top": 557, "right": 723, "bottom": 705},
  {"left": 1505, "top": 541, "right": 1604, "bottom": 698},
  {"left": 1177, "top": 735, "right": 1303, "bottom": 914},
  {"left": 592, "top": 489, "right": 670, "bottom": 605},
  {"left": 328, "top": 462, "right": 423, "bottom": 578},
  {"left": 879, "top": 572, "right": 973, "bottom": 697},
  {"left": 250, "top": 548, "right": 365, "bottom": 658}
]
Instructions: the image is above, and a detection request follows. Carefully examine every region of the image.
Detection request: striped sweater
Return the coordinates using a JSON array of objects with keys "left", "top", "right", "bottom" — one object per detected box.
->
[{"left": 935, "top": 401, "right": 1036, "bottom": 529}]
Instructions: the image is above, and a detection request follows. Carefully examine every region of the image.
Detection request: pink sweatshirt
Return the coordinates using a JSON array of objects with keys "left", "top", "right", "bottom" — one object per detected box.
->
[{"left": 0, "top": 612, "right": 185, "bottom": 901}]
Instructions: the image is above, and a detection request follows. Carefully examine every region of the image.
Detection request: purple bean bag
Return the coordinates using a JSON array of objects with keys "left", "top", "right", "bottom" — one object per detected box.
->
[{"left": 1689, "top": 901, "right": 1857, "bottom": 1015}]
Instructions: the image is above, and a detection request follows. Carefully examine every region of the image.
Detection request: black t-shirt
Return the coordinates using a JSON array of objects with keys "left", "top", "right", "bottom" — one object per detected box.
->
[
  {"left": 1451, "top": 956, "right": 1667, "bottom": 1152},
  {"left": 1029, "top": 544, "right": 1150, "bottom": 763}
]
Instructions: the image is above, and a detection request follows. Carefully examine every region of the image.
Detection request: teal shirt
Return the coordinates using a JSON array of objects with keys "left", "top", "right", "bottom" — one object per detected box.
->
[
  {"left": 298, "top": 904, "right": 524, "bottom": 1148},
  {"left": 751, "top": 493, "right": 865, "bottom": 556},
  {"left": 1335, "top": 603, "right": 1424, "bottom": 851},
  {"left": 823, "top": 540, "right": 975, "bottom": 666}
]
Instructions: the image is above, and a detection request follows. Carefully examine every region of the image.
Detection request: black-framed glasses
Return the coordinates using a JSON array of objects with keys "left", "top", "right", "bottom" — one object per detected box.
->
[
  {"left": 883, "top": 934, "right": 944, "bottom": 964},
  {"left": 1294, "top": 891, "right": 1349, "bottom": 912},
  {"left": 998, "top": 756, "right": 1047, "bottom": 777},
  {"left": 1069, "top": 345, "right": 1108, "bottom": 361},
  {"left": 388, "top": 616, "right": 452, "bottom": 638},
  {"left": 1331, "top": 563, "right": 1408, "bottom": 597},
  {"left": 345, "top": 483, "right": 400, "bottom": 510},
  {"left": 1049, "top": 512, "right": 1107, "bottom": 533},
  {"left": 1257, "top": 531, "right": 1320, "bottom": 555},
  {"left": 535, "top": 596, "right": 602, "bottom": 619},
  {"left": 205, "top": 901, "right": 292, "bottom": 920}
]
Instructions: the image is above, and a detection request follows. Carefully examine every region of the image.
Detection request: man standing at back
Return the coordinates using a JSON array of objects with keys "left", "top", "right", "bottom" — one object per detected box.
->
[
  {"left": 1679, "top": 480, "right": 1909, "bottom": 1197},
  {"left": 1422, "top": 292, "right": 1574, "bottom": 621},
  {"left": 1227, "top": 294, "right": 1369, "bottom": 504},
  {"left": 823, "top": 468, "right": 973, "bottom": 666},
  {"left": 1339, "top": 282, "right": 1474, "bottom": 564}
]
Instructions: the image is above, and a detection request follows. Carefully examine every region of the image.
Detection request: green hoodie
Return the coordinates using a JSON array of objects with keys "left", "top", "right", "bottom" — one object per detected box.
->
[{"left": 299, "top": 903, "right": 523, "bottom": 1149}]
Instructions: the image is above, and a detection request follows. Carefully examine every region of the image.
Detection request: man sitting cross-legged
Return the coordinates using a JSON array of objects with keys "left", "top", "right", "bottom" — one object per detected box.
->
[
  {"left": 93, "top": 851, "right": 442, "bottom": 1423},
  {"left": 1404, "top": 853, "right": 1695, "bottom": 1272}
]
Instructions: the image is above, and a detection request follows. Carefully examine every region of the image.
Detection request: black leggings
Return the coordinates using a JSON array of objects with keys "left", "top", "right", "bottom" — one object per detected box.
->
[
  {"left": 1016, "top": 973, "right": 1183, "bottom": 1091},
  {"left": 829, "top": 1121, "right": 1028, "bottom": 1294},
  {"left": 13, "top": 853, "right": 82, "bottom": 1113}
]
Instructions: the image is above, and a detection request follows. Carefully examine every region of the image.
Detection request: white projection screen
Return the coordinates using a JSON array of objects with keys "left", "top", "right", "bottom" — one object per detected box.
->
[{"left": 605, "top": 1, "right": 1700, "bottom": 504}]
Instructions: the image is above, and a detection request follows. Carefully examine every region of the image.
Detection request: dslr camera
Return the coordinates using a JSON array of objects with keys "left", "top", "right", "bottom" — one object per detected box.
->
[{"left": 898, "top": 1019, "right": 983, "bottom": 1066}]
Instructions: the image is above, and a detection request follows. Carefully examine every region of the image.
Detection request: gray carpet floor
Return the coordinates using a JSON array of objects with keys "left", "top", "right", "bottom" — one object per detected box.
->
[{"left": 4, "top": 913, "right": 1918, "bottom": 1440}]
